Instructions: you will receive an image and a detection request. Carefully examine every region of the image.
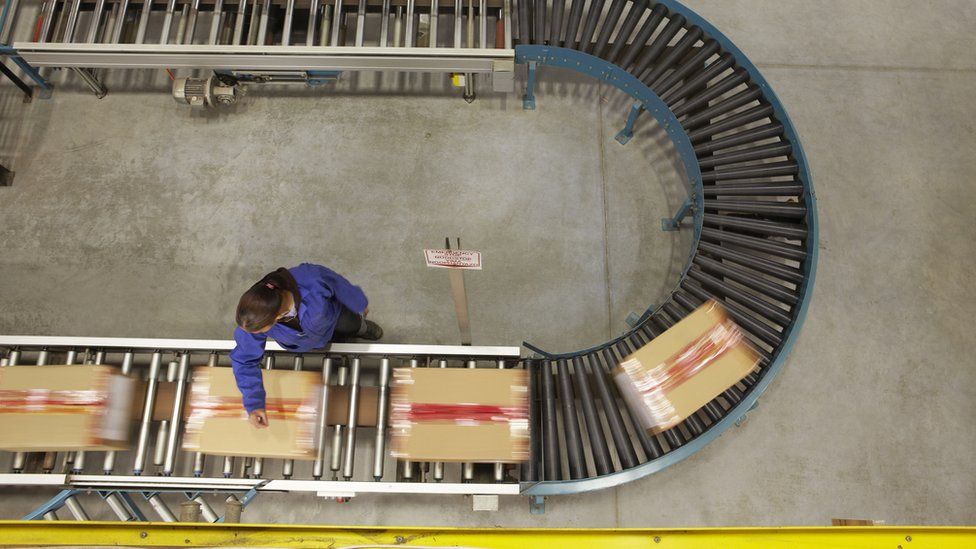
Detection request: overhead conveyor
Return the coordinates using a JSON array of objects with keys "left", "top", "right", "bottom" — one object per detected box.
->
[{"left": 0, "top": 0, "right": 817, "bottom": 516}]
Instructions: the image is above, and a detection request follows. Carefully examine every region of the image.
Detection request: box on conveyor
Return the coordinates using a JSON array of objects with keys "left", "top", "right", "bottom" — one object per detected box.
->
[
  {"left": 390, "top": 368, "right": 529, "bottom": 463},
  {"left": 0, "top": 365, "right": 135, "bottom": 451},
  {"left": 614, "top": 300, "right": 760, "bottom": 435},
  {"left": 181, "top": 367, "right": 321, "bottom": 459}
]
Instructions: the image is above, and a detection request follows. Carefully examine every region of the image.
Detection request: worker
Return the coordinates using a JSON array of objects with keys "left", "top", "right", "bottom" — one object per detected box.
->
[{"left": 231, "top": 263, "right": 382, "bottom": 429}]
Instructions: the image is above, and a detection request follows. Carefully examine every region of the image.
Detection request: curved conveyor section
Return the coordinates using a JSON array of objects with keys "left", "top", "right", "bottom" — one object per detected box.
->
[{"left": 514, "top": 0, "right": 817, "bottom": 495}]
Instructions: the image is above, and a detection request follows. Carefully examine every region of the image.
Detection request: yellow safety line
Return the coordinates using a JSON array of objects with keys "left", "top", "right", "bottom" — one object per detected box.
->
[{"left": 0, "top": 522, "right": 973, "bottom": 548}]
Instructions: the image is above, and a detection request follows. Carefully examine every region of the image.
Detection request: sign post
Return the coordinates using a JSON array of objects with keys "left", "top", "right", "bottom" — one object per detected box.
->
[{"left": 424, "top": 242, "right": 482, "bottom": 346}]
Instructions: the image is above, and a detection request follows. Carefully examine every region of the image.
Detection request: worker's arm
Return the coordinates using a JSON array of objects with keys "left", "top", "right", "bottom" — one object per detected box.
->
[{"left": 230, "top": 328, "right": 268, "bottom": 418}]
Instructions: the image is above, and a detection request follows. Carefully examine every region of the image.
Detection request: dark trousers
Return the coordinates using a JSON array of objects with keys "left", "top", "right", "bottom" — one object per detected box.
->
[{"left": 333, "top": 306, "right": 366, "bottom": 338}]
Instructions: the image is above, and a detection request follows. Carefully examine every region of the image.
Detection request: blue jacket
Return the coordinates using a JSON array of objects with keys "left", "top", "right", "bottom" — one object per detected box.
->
[{"left": 230, "top": 263, "right": 368, "bottom": 413}]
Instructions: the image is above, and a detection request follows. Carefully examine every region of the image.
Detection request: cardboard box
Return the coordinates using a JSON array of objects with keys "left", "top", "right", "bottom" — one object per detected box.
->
[
  {"left": 0, "top": 365, "right": 135, "bottom": 451},
  {"left": 182, "top": 367, "right": 321, "bottom": 459},
  {"left": 147, "top": 380, "right": 380, "bottom": 426},
  {"left": 390, "top": 368, "right": 529, "bottom": 463},
  {"left": 614, "top": 300, "right": 759, "bottom": 435}
]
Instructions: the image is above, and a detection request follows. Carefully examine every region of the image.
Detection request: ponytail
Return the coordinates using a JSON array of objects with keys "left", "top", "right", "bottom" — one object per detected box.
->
[{"left": 236, "top": 268, "right": 297, "bottom": 332}]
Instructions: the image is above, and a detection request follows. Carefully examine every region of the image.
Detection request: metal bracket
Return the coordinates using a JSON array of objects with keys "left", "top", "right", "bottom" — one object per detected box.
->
[
  {"left": 529, "top": 495, "right": 545, "bottom": 515},
  {"left": 625, "top": 304, "right": 655, "bottom": 328},
  {"left": 522, "top": 60, "right": 537, "bottom": 110},
  {"left": 23, "top": 489, "right": 79, "bottom": 520},
  {"left": 734, "top": 401, "right": 759, "bottom": 427},
  {"left": 8, "top": 56, "right": 53, "bottom": 99},
  {"left": 661, "top": 198, "right": 694, "bottom": 231},
  {"left": 306, "top": 70, "right": 342, "bottom": 86},
  {"left": 615, "top": 102, "right": 644, "bottom": 145}
]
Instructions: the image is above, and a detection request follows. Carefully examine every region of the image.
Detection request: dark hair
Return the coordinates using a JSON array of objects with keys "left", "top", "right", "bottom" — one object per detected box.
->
[{"left": 236, "top": 268, "right": 298, "bottom": 332}]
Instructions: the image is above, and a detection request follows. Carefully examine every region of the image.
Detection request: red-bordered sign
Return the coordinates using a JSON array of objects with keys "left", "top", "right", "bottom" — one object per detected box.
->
[{"left": 424, "top": 249, "right": 483, "bottom": 270}]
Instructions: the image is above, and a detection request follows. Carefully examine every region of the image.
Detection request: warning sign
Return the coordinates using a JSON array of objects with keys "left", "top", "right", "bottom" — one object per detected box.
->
[{"left": 424, "top": 249, "right": 483, "bottom": 270}]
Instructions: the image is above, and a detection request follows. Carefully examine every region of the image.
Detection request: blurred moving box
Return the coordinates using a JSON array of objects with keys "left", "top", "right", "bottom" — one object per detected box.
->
[
  {"left": 182, "top": 367, "right": 321, "bottom": 459},
  {"left": 0, "top": 365, "right": 135, "bottom": 451},
  {"left": 390, "top": 368, "right": 529, "bottom": 462},
  {"left": 614, "top": 300, "right": 759, "bottom": 435}
]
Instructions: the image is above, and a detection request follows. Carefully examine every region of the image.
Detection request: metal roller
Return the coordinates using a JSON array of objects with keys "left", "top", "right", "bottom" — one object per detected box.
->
[
  {"left": 702, "top": 183, "right": 804, "bottom": 198},
  {"left": 432, "top": 358, "right": 447, "bottom": 481},
  {"left": 560, "top": 0, "right": 584, "bottom": 48},
  {"left": 605, "top": 0, "right": 649, "bottom": 63},
  {"left": 429, "top": 0, "right": 439, "bottom": 47},
  {"left": 306, "top": 0, "right": 320, "bottom": 46},
  {"left": 688, "top": 105, "right": 775, "bottom": 143},
  {"left": 379, "top": 0, "right": 391, "bottom": 46},
  {"left": 72, "top": 350, "right": 107, "bottom": 473},
  {"left": 631, "top": 13, "right": 686, "bottom": 79},
  {"left": 321, "top": 4, "right": 333, "bottom": 46},
  {"left": 681, "top": 88, "right": 764, "bottom": 130},
  {"left": 672, "top": 289, "right": 704, "bottom": 312},
  {"left": 702, "top": 212, "right": 806, "bottom": 240},
  {"left": 591, "top": 0, "right": 626, "bottom": 58},
  {"left": 281, "top": 0, "right": 295, "bottom": 45},
  {"left": 153, "top": 420, "right": 169, "bottom": 467},
  {"left": 330, "top": 0, "right": 346, "bottom": 47},
  {"left": 516, "top": 0, "right": 529, "bottom": 45},
  {"left": 493, "top": 359, "right": 506, "bottom": 482},
  {"left": 539, "top": 360, "right": 560, "bottom": 480},
  {"left": 282, "top": 355, "right": 304, "bottom": 478},
  {"left": 681, "top": 281, "right": 784, "bottom": 347},
  {"left": 672, "top": 69, "right": 751, "bottom": 116},
  {"left": 617, "top": 3, "right": 666, "bottom": 71},
  {"left": 660, "top": 52, "right": 734, "bottom": 104},
  {"left": 160, "top": 0, "right": 178, "bottom": 44},
  {"left": 697, "top": 241, "right": 804, "bottom": 285},
  {"left": 641, "top": 26, "right": 703, "bottom": 85},
  {"left": 372, "top": 357, "right": 391, "bottom": 480},
  {"left": 548, "top": 0, "right": 564, "bottom": 46},
  {"left": 252, "top": 354, "right": 275, "bottom": 478},
  {"left": 479, "top": 0, "right": 486, "bottom": 49},
  {"left": 583, "top": 353, "right": 637, "bottom": 469},
  {"left": 104, "top": 493, "right": 134, "bottom": 521},
  {"left": 232, "top": 0, "right": 248, "bottom": 44},
  {"left": 694, "top": 255, "right": 799, "bottom": 305},
  {"left": 462, "top": 359, "right": 477, "bottom": 481},
  {"left": 63, "top": 0, "right": 82, "bottom": 42},
  {"left": 162, "top": 352, "right": 191, "bottom": 476},
  {"left": 531, "top": 0, "right": 544, "bottom": 44},
  {"left": 555, "top": 359, "right": 586, "bottom": 479},
  {"left": 650, "top": 38, "right": 720, "bottom": 92},
  {"left": 355, "top": 0, "right": 366, "bottom": 46},
  {"left": 687, "top": 268, "right": 793, "bottom": 326},
  {"left": 329, "top": 364, "right": 348, "bottom": 478},
  {"left": 521, "top": 359, "right": 541, "bottom": 482},
  {"left": 404, "top": 0, "right": 415, "bottom": 46},
  {"left": 571, "top": 356, "right": 612, "bottom": 476},
  {"left": 452, "top": 0, "right": 461, "bottom": 48},
  {"left": 577, "top": 0, "right": 606, "bottom": 53},
  {"left": 704, "top": 200, "right": 805, "bottom": 220},
  {"left": 135, "top": 0, "right": 152, "bottom": 43},
  {"left": 312, "top": 357, "right": 334, "bottom": 479},
  {"left": 185, "top": 0, "right": 201, "bottom": 44},
  {"left": 701, "top": 227, "right": 807, "bottom": 261},
  {"left": 209, "top": 0, "right": 225, "bottom": 45},
  {"left": 341, "top": 357, "right": 361, "bottom": 480},
  {"left": 63, "top": 495, "right": 90, "bottom": 520},
  {"left": 702, "top": 162, "right": 800, "bottom": 184},
  {"left": 694, "top": 122, "right": 785, "bottom": 155},
  {"left": 148, "top": 493, "right": 176, "bottom": 522},
  {"left": 39, "top": 0, "right": 58, "bottom": 43}
]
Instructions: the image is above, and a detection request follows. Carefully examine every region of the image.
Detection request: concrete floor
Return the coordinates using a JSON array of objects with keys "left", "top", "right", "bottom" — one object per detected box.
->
[{"left": 0, "top": 0, "right": 974, "bottom": 527}]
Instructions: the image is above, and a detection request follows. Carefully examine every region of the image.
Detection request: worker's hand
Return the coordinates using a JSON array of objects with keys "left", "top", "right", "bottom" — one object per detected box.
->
[
  {"left": 248, "top": 409, "right": 269, "bottom": 429},
  {"left": 363, "top": 307, "right": 369, "bottom": 317}
]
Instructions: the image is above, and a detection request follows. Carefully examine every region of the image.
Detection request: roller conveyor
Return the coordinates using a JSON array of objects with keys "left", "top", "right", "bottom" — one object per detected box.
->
[{"left": 0, "top": 0, "right": 816, "bottom": 510}]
